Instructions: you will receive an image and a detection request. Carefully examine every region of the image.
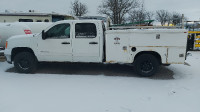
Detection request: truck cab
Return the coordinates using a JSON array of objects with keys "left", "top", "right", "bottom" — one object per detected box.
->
[
  {"left": 37, "top": 20, "right": 105, "bottom": 63},
  {"left": 5, "top": 20, "right": 105, "bottom": 63}
]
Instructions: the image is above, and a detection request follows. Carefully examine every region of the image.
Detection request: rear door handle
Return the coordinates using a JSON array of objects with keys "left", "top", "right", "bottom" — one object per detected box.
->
[
  {"left": 89, "top": 42, "right": 98, "bottom": 44},
  {"left": 62, "top": 42, "right": 70, "bottom": 44}
]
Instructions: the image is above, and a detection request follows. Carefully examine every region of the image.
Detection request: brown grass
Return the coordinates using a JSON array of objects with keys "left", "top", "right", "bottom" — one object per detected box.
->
[{"left": 0, "top": 56, "right": 6, "bottom": 62}]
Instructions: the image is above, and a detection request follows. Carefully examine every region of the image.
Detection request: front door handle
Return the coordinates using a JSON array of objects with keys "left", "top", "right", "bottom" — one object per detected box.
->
[
  {"left": 62, "top": 42, "right": 70, "bottom": 45},
  {"left": 89, "top": 42, "right": 98, "bottom": 44}
]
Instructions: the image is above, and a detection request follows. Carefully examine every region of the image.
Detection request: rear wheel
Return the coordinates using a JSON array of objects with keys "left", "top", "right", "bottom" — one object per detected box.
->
[
  {"left": 14, "top": 52, "right": 37, "bottom": 73},
  {"left": 134, "top": 54, "right": 159, "bottom": 77}
]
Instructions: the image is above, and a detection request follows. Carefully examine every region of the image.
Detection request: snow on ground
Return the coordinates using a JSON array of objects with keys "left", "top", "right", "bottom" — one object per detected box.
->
[{"left": 0, "top": 51, "right": 200, "bottom": 112}]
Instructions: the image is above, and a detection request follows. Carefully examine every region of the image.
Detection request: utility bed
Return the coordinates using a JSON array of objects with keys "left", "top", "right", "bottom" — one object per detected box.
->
[{"left": 106, "top": 29, "right": 188, "bottom": 64}]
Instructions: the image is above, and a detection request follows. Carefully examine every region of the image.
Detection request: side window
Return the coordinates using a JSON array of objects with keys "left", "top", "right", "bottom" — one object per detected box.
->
[
  {"left": 75, "top": 23, "right": 97, "bottom": 38},
  {"left": 19, "top": 19, "right": 33, "bottom": 22},
  {"left": 36, "top": 20, "right": 42, "bottom": 22},
  {"left": 45, "top": 23, "right": 70, "bottom": 39},
  {"left": 44, "top": 19, "right": 49, "bottom": 22}
]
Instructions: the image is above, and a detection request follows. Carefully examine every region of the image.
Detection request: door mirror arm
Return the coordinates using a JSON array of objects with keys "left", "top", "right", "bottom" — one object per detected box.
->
[{"left": 42, "top": 30, "right": 46, "bottom": 40}]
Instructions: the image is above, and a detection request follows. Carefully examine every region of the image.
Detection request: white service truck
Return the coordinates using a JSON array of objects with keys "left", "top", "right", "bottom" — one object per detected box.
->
[{"left": 4, "top": 20, "right": 188, "bottom": 76}]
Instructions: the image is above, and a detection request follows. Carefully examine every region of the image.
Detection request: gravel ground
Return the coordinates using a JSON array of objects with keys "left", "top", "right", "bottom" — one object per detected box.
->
[{"left": 0, "top": 56, "right": 5, "bottom": 62}]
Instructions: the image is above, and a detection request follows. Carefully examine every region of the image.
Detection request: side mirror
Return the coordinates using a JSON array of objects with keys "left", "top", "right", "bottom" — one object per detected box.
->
[{"left": 42, "top": 30, "right": 46, "bottom": 40}]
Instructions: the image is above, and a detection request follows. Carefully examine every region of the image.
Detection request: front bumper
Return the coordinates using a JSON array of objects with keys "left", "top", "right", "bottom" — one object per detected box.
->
[
  {"left": 4, "top": 49, "right": 12, "bottom": 64},
  {"left": 5, "top": 54, "right": 12, "bottom": 64}
]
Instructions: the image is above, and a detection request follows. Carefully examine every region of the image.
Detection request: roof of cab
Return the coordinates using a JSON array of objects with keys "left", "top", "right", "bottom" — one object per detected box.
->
[{"left": 55, "top": 20, "right": 103, "bottom": 24}]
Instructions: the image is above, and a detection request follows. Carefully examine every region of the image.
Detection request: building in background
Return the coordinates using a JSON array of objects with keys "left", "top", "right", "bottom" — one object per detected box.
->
[{"left": 0, "top": 10, "right": 74, "bottom": 23}]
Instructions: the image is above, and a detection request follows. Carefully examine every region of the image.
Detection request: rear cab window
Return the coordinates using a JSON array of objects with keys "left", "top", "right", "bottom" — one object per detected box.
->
[{"left": 75, "top": 23, "right": 97, "bottom": 38}]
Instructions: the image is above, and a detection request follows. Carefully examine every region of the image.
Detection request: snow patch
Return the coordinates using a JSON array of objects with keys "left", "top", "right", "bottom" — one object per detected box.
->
[{"left": 0, "top": 51, "right": 200, "bottom": 112}]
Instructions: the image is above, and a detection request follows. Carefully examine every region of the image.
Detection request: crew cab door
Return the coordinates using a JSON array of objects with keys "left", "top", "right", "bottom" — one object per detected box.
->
[
  {"left": 37, "top": 23, "right": 72, "bottom": 62},
  {"left": 72, "top": 22, "right": 100, "bottom": 62}
]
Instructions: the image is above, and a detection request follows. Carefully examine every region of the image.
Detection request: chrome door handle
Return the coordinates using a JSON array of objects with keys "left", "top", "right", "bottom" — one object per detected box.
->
[
  {"left": 62, "top": 42, "right": 70, "bottom": 44},
  {"left": 89, "top": 42, "right": 98, "bottom": 44}
]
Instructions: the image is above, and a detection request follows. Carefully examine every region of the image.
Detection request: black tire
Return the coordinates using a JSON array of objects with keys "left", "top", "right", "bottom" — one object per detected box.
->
[
  {"left": 134, "top": 54, "right": 159, "bottom": 77},
  {"left": 14, "top": 52, "right": 37, "bottom": 73}
]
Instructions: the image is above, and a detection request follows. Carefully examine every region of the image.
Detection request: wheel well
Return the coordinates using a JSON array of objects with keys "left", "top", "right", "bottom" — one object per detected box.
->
[
  {"left": 134, "top": 51, "right": 162, "bottom": 64},
  {"left": 11, "top": 47, "right": 36, "bottom": 61}
]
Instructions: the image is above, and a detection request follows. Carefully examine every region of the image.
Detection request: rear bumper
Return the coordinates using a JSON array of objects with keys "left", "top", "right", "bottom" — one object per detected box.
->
[{"left": 186, "top": 52, "right": 191, "bottom": 60}]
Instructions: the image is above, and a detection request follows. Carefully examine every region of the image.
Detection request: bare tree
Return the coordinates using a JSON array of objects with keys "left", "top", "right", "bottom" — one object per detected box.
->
[
  {"left": 98, "top": 0, "right": 139, "bottom": 24},
  {"left": 156, "top": 10, "right": 170, "bottom": 26},
  {"left": 128, "top": 3, "right": 146, "bottom": 23},
  {"left": 171, "top": 12, "right": 182, "bottom": 26},
  {"left": 70, "top": 0, "right": 88, "bottom": 16},
  {"left": 165, "top": 12, "right": 186, "bottom": 26},
  {"left": 146, "top": 11, "right": 154, "bottom": 20},
  {"left": 128, "top": 1, "right": 154, "bottom": 25}
]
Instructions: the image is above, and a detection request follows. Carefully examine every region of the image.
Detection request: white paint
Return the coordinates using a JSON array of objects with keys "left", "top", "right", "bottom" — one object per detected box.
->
[
  {"left": 106, "top": 29, "right": 188, "bottom": 64},
  {"left": 72, "top": 21, "right": 102, "bottom": 62},
  {"left": 0, "top": 23, "right": 31, "bottom": 48},
  {"left": 4, "top": 20, "right": 188, "bottom": 65},
  {"left": 0, "top": 15, "right": 52, "bottom": 23},
  {"left": 0, "top": 22, "right": 53, "bottom": 48}
]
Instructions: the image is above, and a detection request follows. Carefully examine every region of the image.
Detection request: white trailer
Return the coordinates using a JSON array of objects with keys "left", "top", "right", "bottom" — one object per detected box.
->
[
  {"left": 0, "top": 23, "right": 31, "bottom": 48},
  {"left": 0, "top": 22, "right": 52, "bottom": 48},
  {"left": 4, "top": 20, "right": 188, "bottom": 76}
]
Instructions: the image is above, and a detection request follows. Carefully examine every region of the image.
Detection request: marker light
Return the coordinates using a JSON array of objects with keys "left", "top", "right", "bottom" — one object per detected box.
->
[{"left": 5, "top": 41, "right": 8, "bottom": 49}]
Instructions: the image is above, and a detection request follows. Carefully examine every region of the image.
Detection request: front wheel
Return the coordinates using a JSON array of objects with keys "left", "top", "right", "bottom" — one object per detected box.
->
[
  {"left": 14, "top": 52, "right": 37, "bottom": 73},
  {"left": 134, "top": 54, "right": 159, "bottom": 77}
]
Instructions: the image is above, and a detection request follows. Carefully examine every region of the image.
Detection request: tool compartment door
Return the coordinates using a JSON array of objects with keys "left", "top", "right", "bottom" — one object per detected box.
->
[
  {"left": 106, "top": 33, "right": 130, "bottom": 63},
  {"left": 167, "top": 47, "right": 186, "bottom": 64}
]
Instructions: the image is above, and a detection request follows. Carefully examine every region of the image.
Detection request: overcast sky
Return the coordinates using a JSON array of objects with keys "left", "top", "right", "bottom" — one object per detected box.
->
[{"left": 0, "top": 0, "right": 199, "bottom": 20}]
